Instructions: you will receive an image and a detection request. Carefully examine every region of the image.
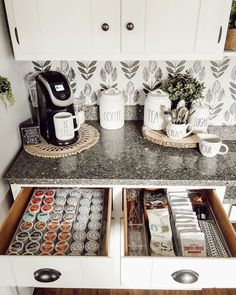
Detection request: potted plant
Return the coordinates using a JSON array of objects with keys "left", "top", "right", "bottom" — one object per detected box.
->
[
  {"left": 161, "top": 70, "right": 205, "bottom": 110},
  {"left": 0, "top": 76, "right": 14, "bottom": 108},
  {"left": 225, "top": 0, "right": 236, "bottom": 50}
]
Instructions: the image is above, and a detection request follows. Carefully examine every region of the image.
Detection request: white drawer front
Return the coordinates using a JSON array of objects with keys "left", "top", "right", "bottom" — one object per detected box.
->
[{"left": 0, "top": 257, "right": 16, "bottom": 286}]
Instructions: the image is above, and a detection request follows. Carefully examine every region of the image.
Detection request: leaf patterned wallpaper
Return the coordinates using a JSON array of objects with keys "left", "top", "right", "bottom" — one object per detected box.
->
[{"left": 31, "top": 58, "right": 236, "bottom": 125}]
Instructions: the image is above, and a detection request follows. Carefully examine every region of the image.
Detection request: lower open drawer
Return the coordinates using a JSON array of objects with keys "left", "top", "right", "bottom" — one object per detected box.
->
[
  {"left": 121, "top": 188, "right": 236, "bottom": 289},
  {"left": 0, "top": 187, "right": 114, "bottom": 288}
]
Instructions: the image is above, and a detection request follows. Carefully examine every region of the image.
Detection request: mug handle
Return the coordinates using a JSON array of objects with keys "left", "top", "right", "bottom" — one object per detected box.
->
[
  {"left": 72, "top": 114, "right": 80, "bottom": 131},
  {"left": 184, "top": 124, "right": 193, "bottom": 137},
  {"left": 218, "top": 143, "right": 229, "bottom": 155}
]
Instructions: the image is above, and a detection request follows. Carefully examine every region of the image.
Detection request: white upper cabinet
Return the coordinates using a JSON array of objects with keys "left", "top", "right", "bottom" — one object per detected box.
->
[{"left": 4, "top": 0, "right": 232, "bottom": 60}]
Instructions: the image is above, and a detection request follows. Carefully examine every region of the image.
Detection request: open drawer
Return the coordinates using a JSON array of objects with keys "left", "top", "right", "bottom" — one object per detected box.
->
[
  {"left": 0, "top": 187, "right": 115, "bottom": 288},
  {"left": 121, "top": 188, "right": 236, "bottom": 290}
]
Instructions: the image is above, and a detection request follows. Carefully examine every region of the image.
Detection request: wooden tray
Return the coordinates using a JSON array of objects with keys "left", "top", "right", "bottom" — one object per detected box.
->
[{"left": 142, "top": 126, "right": 198, "bottom": 149}]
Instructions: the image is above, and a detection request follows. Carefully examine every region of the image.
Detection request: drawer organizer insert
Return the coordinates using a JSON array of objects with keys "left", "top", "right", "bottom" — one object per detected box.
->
[
  {"left": 1, "top": 187, "right": 111, "bottom": 256},
  {"left": 124, "top": 188, "right": 236, "bottom": 258}
]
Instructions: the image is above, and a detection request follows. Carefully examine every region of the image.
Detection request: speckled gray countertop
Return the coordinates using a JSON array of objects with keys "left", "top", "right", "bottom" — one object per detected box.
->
[{"left": 4, "top": 121, "right": 236, "bottom": 203}]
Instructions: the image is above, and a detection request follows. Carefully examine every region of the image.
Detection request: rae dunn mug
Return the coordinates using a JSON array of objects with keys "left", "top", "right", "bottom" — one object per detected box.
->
[
  {"left": 197, "top": 133, "right": 229, "bottom": 158},
  {"left": 166, "top": 122, "right": 193, "bottom": 140},
  {"left": 53, "top": 112, "right": 80, "bottom": 141}
]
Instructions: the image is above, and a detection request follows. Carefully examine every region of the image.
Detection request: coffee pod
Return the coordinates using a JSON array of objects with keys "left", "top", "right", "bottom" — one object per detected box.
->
[
  {"left": 23, "top": 252, "right": 33, "bottom": 255},
  {"left": 8, "top": 252, "right": 19, "bottom": 256},
  {"left": 43, "top": 197, "right": 55, "bottom": 205},
  {"left": 23, "top": 212, "right": 36, "bottom": 222},
  {"left": 20, "top": 222, "right": 33, "bottom": 232},
  {"left": 73, "top": 222, "right": 86, "bottom": 231},
  {"left": 54, "top": 252, "right": 65, "bottom": 256},
  {"left": 50, "top": 213, "right": 62, "bottom": 222},
  {"left": 53, "top": 205, "right": 64, "bottom": 213},
  {"left": 70, "top": 241, "right": 84, "bottom": 253},
  {"left": 69, "top": 190, "right": 81, "bottom": 198},
  {"left": 73, "top": 231, "right": 86, "bottom": 242},
  {"left": 88, "top": 221, "right": 101, "bottom": 231},
  {"left": 77, "top": 214, "right": 89, "bottom": 223},
  {"left": 92, "top": 197, "right": 103, "bottom": 205},
  {"left": 60, "top": 220, "right": 72, "bottom": 231},
  {"left": 30, "top": 197, "right": 42, "bottom": 205},
  {"left": 80, "top": 198, "right": 91, "bottom": 207},
  {"left": 40, "top": 252, "right": 51, "bottom": 256},
  {"left": 41, "top": 241, "right": 54, "bottom": 253},
  {"left": 34, "top": 221, "right": 47, "bottom": 231},
  {"left": 26, "top": 241, "right": 40, "bottom": 254},
  {"left": 85, "top": 240, "right": 99, "bottom": 253},
  {"left": 56, "top": 190, "right": 68, "bottom": 198},
  {"left": 85, "top": 252, "right": 97, "bottom": 256},
  {"left": 41, "top": 204, "right": 53, "bottom": 213},
  {"left": 55, "top": 241, "right": 69, "bottom": 253},
  {"left": 82, "top": 192, "right": 93, "bottom": 199},
  {"left": 37, "top": 212, "right": 50, "bottom": 222},
  {"left": 64, "top": 205, "right": 76, "bottom": 213},
  {"left": 79, "top": 206, "right": 90, "bottom": 214},
  {"left": 58, "top": 231, "right": 71, "bottom": 241},
  {"left": 9, "top": 241, "right": 24, "bottom": 254},
  {"left": 91, "top": 204, "right": 103, "bottom": 213},
  {"left": 29, "top": 231, "right": 43, "bottom": 242},
  {"left": 47, "top": 221, "right": 60, "bottom": 231},
  {"left": 45, "top": 190, "right": 55, "bottom": 197},
  {"left": 90, "top": 212, "right": 102, "bottom": 221},
  {"left": 69, "top": 252, "right": 81, "bottom": 256},
  {"left": 67, "top": 196, "right": 77, "bottom": 206},
  {"left": 44, "top": 231, "right": 57, "bottom": 242},
  {"left": 63, "top": 213, "right": 75, "bottom": 222},
  {"left": 16, "top": 231, "right": 29, "bottom": 242},
  {"left": 34, "top": 190, "right": 45, "bottom": 198},
  {"left": 28, "top": 204, "right": 40, "bottom": 214},
  {"left": 55, "top": 196, "right": 66, "bottom": 206},
  {"left": 87, "top": 230, "right": 100, "bottom": 241}
]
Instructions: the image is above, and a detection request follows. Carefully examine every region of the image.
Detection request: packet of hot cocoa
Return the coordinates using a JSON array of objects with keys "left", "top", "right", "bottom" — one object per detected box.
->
[
  {"left": 147, "top": 208, "right": 175, "bottom": 257},
  {"left": 180, "top": 232, "right": 206, "bottom": 257}
]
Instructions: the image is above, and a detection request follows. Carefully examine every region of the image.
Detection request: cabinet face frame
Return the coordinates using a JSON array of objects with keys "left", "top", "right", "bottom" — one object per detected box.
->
[{"left": 121, "top": 188, "right": 236, "bottom": 289}]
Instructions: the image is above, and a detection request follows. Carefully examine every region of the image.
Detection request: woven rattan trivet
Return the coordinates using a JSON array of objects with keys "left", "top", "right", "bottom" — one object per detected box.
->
[{"left": 23, "top": 123, "right": 99, "bottom": 158}]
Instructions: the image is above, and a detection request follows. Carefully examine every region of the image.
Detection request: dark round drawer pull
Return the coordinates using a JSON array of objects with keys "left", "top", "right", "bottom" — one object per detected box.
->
[
  {"left": 172, "top": 269, "right": 199, "bottom": 284},
  {"left": 102, "top": 23, "right": 109, "bottom": 31},
  {"left": 126, "top": 22, "right": 134, "bottom": 31},
  {"left": 34, "top": 268, "right": 61, "bottom": 283}
]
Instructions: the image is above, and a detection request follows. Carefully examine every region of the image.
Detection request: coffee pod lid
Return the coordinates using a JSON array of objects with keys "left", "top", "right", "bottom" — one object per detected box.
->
[
  {"left": 41, "top": 241, "right": 54, "bottom": 253},
  {"left": 55, "top": 241, "right": 69, "bottom": 253},
  {"left": 73, "top": 231, "right": 86, "bottom": 242},
  {"left": 25, "top": 241, "right": 40, "bottom": 253},
  {"left": 48, "top": 221, "right": 60, "bottom": 231},
  {"left": 70, "top": 241, "right": 84, "bottom": 253},
  {"left": 41, "top": 204, "right": 53, "bottom": 213},
  {"left": 20, "top": 222, "right": 33, "bottom": 231},
  {"left": 34, "top": 190, "right": 45, "bottom": 198},
  {"left": 9, "top": 241, "right": 24, "bottom": 253},
  {"left": 16, "top": 231, "right": 29, "bottom": 242},
  {"left": 34, "top": 221, "right": 46, "bottom": 231},
  {"left": 23, "top": 212, "right": 36, "bottom": 222},
  {"left": 85, "top": 240, "right": 99, "bottom": 253},
  {"left": 43, "top": 231, "right": 57, "bottom": 242},
  {"left": 43, "top": 197, "right": 55, "bottom": 205},
  {"left": 60, "top": 220, "right": 72, "bottom": 231},
  {"left": 29, "top": 231, "right": 43, "bottom": 242},
  {"left": 53, "top": 205, "right": 64, "bottom": 213},
  {"left": 45, "top": 190, "right": 55, "bottom": 197},
  {"left": 37, "top": 212, "right": 50, "bottom": 222},
  {"left": 28, "top": 204, "right": 40, "bottom": 214},
  {"left": 30, "top": 197, "right": 42, "bottom": 205}
]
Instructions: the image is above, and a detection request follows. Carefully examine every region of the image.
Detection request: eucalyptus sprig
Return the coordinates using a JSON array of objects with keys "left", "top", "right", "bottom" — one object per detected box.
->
[
  {"left": 161, "top": 70, "right": 205, "bottom": 109},
  {"left": 0, "top": 76, "right": 14, "bottom": 108}
]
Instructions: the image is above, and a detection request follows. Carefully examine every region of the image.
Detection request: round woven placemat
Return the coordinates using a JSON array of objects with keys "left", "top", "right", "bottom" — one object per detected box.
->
[{"left": 24, "top": 123, "right": 99, "bottom": 158}]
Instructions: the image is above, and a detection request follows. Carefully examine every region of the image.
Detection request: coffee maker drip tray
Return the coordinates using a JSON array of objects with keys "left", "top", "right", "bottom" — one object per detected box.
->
[{"left": 23, "top": 124, "right": 99, "bottom": 158}]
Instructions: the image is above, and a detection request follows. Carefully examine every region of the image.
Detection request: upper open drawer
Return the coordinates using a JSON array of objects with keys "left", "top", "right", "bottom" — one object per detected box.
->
[
  {"left": 121, "top": 188, "right": 236, "bottom": 289},
  {"left": 0, "top": 187, "right": 114, "bottom": 288}
]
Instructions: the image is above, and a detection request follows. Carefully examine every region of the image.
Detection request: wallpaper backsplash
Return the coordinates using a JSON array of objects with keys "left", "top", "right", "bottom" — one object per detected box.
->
[{"left": 31, "top": 58, "right": 236, "bottom": 125}]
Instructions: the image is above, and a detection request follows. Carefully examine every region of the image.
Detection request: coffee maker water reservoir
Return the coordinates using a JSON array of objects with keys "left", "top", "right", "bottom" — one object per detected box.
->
[{"left": 35, "top": 71, "right": 79, "bottom": 146}]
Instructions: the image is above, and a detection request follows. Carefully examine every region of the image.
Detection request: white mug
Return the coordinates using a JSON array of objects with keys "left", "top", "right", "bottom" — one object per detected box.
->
[
  {"left": 53, "top": 112, "right": 80, "bottom": 141},
  {"left": 166, "top": 122, "right": 193, "bottom": 140},
  {"left": 197, "top": 134, "right": 228, "bottom": 158}
]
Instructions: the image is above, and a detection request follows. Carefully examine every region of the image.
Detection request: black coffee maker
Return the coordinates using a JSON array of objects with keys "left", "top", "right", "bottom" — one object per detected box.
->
[{"left": 35, "top": 71, "right": 79, "bottom": 146}]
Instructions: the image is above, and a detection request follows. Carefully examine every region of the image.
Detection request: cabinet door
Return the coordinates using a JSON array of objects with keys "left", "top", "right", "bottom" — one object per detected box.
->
[{"left": 7, "top": 0, "right": 93, "bottom": 59}]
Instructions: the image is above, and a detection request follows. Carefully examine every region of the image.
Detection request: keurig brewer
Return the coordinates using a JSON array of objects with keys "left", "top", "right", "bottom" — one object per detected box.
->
[{"left": 35, "top": 71, "right": 79, "bottom": 146}]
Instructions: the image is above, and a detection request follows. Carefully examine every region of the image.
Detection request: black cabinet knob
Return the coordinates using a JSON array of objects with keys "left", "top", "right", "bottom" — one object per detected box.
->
[
  {"left": 102, "top": 23, "right": 109, "bottom": 31},
  {"left": 34, "top": 268, "right": 61, "bottom": 283},
  {"left": 126, "top": 22, "right": 134, "bottom": 31}
]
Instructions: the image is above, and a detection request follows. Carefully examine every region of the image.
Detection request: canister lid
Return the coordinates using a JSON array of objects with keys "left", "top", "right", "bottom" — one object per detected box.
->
[
  {"left": 147, "top": 89, "right": 169, "bottom": 98},
  {"left": 100, "top": 88, "right": 123, "bottom": 102}
]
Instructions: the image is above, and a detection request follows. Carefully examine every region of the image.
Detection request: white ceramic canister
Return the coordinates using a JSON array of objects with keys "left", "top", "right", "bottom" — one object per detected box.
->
[
  {"left": 188, "top": 101, "right": 209, "bottom": 133},
  {"left": 144, "top": 89, "right": 171, "bottom": 130},
  {"left": 99, "top": 88, "right": 124, "bottom": 130}
]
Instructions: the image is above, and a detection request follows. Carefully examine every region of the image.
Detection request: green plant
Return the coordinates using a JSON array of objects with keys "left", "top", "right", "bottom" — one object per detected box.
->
[
  {"left": 161, "top": 70, "right": 205, "bottom": 109},
  {"left": 0, "top": 76, "right": 14, "bottom": 108},
  {"left": 229, "top": 0, "right": 236, "bottom": 29}
]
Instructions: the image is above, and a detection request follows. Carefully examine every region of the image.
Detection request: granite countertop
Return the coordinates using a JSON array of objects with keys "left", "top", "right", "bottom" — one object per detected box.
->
[{"left": 4, "top": 121, "right": 236, "bottom": 203}]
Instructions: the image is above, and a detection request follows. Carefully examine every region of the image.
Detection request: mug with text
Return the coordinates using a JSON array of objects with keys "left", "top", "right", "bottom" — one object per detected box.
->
[
  {"left": 166, "top": 122, "right": 193, "bottom": 140},
  {"left": 53, "top": 112, "right": 80, "bottom": 141},
  {"left": 197, "top": 134, "right": 228, "bottom": 157}
]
